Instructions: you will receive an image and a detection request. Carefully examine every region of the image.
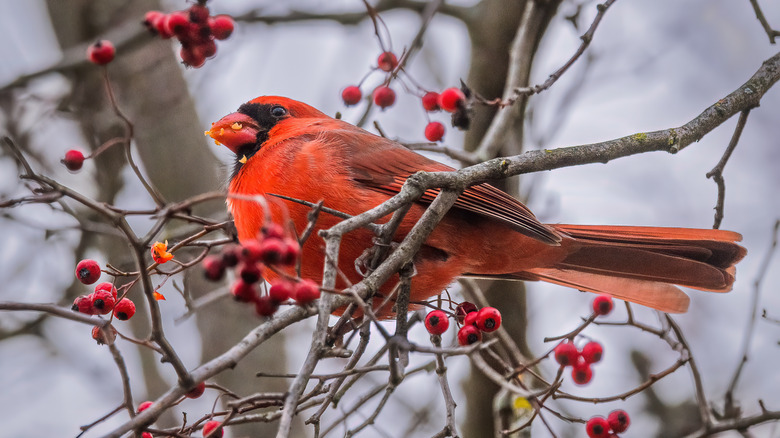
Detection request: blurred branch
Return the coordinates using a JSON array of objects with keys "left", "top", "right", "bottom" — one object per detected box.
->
[
  {"left": 748, "top": 0, "right": 780, "bottom": 44},
  {"left": 706, "top": 109, "right": 751, "bottom": 229}
]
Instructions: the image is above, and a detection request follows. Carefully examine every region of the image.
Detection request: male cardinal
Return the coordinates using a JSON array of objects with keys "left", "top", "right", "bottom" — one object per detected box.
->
[{"left": 207, "top": 96, "right": 745, "bottom": 315}]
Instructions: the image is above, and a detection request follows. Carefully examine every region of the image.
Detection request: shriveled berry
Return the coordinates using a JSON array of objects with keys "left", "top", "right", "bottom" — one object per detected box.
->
[
  {"left": 188, "top": 4, "right": 210, "bottom": 23},
  {"left": 73, "top": 295, "right": 96, "bottom": 315},
  {"left": 210, "top": 15, "right": 235, "bottom": 40},
  {"left": 113, "top": 298, "right": 136, "bottom": 321},
  {"left": 342, "top": 86, "right": 362, "bottom": 106},
  {"left": 475, "top": 306, "right": 501, "bottom": 332},
  {"left": 186, "top": 381, "right": 206, "bottom": 399},
  {"left": 293, "top": 279, "right": 320, "bottom": 304},
  {"left": 424, "top": 122, "right": 445, "bottom": 142},
  {"left": 455, "top": 301, "right": 478, "bottom": 324},
  {"left": 571, "top": 360, "right": 593, "bottom": 385},
  {"left": 607, "top": 409, "right": 630, "bottom": 433},
  {"left": 553, "top": 342, "right": 579, "bottom": 367},
  {"left": 75, "top": 259, "right": 101, "bottom": 284},
  {"left": 91, "top": 289, "right": 116, "bottom": 314},
  {"left": 231, "top": 279, "right": 258, "bottom": 303},
  {"left": 202, "top": 255, "right": 225, "bottom": 281},
  {"left": 457, "top": 325, "right": 482, "bottom": 346},
  {"left": 421, "top": 92, "right": 440, "bottom": 111},
  {"left": 238, "top": 262, "right": 262, "bottom": 284},
  {"left": 373, "top": 86, "right": 396, "bottom": 109},
  {"left": 62, "top": 149, "right": 85, "bottom": 171},
  {"left": 580, "top": 341, "right": 603, "bottom": 364},
  {"left": 202, "top": 420, "right": 223, "bottom": 437},
  {"left": 87, "top": 40, "right": 116, "bottom": 65},
  {"left": 585, "top": 416, "right": 611, "bottom": 438},
  {"left": 91, "top": 325, "right": 117, "bottom": 345},
  {"left": 424, "top": 310, "right": 450, "bottom": 335},
  {"left": 95, "top": 282, "right": 118, "bottom": 300},
  {"left": 592, "top": 294, "right": 613, "bottom": 316},
  {"left": 438, "top": 88, "right": 466, "bottom": 112},
  {"left": 269, "top": 279, "right": 294, "bottom": 303},
  {"left": 377, "top": 51, "right": 398, "bottom": 72},
  {"left": 137, "top": 401, "right": 153, "bottom": 413},
  {"left": 254, "top": 296, "right": 278, "bottom": 317}
]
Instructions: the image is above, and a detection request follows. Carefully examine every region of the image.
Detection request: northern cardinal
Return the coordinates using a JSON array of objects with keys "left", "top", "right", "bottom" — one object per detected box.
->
[{"left": 207, "top": 96, "right": 745, "bottom": 314}]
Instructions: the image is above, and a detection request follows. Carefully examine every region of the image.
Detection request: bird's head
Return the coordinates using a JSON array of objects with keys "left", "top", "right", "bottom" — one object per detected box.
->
[{"left": 206, "top": 96, "right": 327, "bottom": 158}]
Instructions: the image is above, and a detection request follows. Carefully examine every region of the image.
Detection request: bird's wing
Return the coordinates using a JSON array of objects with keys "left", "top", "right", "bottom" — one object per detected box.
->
[{"left": 329, "top": 127, "right": 561, "bottom": 244}]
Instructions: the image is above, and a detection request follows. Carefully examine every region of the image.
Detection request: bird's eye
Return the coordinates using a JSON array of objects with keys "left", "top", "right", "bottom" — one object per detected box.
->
[{"left": 271, "top": 106, "right": 287, "bottom": 117}]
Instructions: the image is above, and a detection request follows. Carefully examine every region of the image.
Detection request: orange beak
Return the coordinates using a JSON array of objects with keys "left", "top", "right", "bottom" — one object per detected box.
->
[{"left": 205, "top": 112, "right": 260, "bottom": 154}]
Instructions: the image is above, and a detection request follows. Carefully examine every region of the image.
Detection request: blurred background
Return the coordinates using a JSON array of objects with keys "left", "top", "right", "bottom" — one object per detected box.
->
[{"left": 0, "top": 0, "right": 778, "bottom": 437}]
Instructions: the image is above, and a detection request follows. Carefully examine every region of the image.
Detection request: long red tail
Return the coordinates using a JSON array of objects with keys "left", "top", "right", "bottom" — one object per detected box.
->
[{"left": 506, "top": 225, "right": 746, "bottom": 313}]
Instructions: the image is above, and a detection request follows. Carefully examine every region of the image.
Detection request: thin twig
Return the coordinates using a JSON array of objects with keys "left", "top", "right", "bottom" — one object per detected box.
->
[{"left": 706, "top": 109, "right": 751, "bottom": 229}]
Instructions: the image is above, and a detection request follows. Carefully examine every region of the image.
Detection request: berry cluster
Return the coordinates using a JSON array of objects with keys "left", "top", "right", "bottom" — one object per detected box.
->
[
  {"left": 553, "top": 339, "right": 604, "bottom": 385},
  {"left": 586, "top": 410, "right": 631, "bottom": 438},
  {"left": 202, "top": 223, "right": 321, "bottom": 317},
  {"left": 340, "top": 50, "right": 470, "bottom": 142},
  {"left": 70, "top": 259, "right": 136, "bottom": 344},
  {"left": 143, "top": 3, "right": 234, "bottom": 68},
  {"left": 454, "top": 302, "right": 502, "bottom": 346}
]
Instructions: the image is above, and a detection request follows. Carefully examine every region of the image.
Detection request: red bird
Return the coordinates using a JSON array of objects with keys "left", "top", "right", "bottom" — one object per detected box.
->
[{"left": 207, "top": 96, "right": 745, "bottom": 315}]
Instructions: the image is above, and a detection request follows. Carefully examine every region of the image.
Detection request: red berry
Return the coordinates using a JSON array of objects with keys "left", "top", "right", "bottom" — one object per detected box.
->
[
  {"left": 143, "top": 11, "right": 166, "bottom": 35},
  {"left": 202, "top": 255, "right": 225, "bottom": 281},
  {"left": 457, "top": 325, "right": 482, "bottom": 346},
  {"left": 240, "top": 239, "right": 263, "bottom": 263},
  {"left": 72, "top": 295, "right": 96, "bottom": 315},
  {"left": 91, "top": 289, "right": 116, "bottom": 314},
  {"left": 186, "top": 381, "right": 206, "bottom": 399},
  {"left": 373, "top": 86, "right": 396, "bottom": 109},
  {"left": 238, "top": 262, "right": 262, "bottom": 284},
  {"left": 202, "top": 420, "right": 223, "bottom": 437},
  {"left": 165, "top": 12, "right": 190, "bottom": 37},
  {"left": 254, "top": 295, "right": 278, "bottom": 317},
  {"left": 580, "top": 341, "right": 603, "bottom": 364},
  {"left": 62, "top": 149, "right": 85, "bottom": 172},
  {"left": 91, "top": 325, "right": 117, "bottom": 345},
  {"left": 262, "top": 223, "right": 286, "bottom": 240},
  {"left": 463, "top": 311, "right": 479, "bottom": 327},
  {"left": 231, "top": 279, "right": 258, "bottom": 303},
  {"left": 377, "top": 51, "right": 398, "bottom": 72},
  {"left": 455, "top": 301, "right": 478, "bottom": 324},
  {"left": 220, "top": 245, "right": 240, "bottom": 267},
  {"left": 424, "top": 122, "right": 445, "bottom": 142},
  {"left": 137, "top": 401, "right": 153, "bottom": 413},
  {"left": 194, "top": 39, "right": 218, "bottom": 59},
  {"left": 281, "top": 238, "right": 300, "bottom": 266},
  {"left": 553, "top": 342, "right": 579, "bottom": 367},
  {"left": 269, "top": 279, "right": 294, "bottom": 303},
  {"left": 113, "top": 298, "right": 136, "bottom": 321},
  {"left": 258, "top": 238, "right": 285, "bottom": 265},
  {"left": 592, "top": 294, "right": 613, "bottom": 316},
  {"left": 75, "top": 259, "right": 101, "bottom": 284},
  {"left": 342, "top": 86, "right": 362, "bottom": 106},
  {"left": 95, "top": 282, "right": 118, "bottom": 300},
  {"left": 142, "top": 433, "right": 153, "bottom": 438},
  {"left": 424, "top": 310, "right": 450, "bottom": 335},
  {"left": 210, "top": 15, "right": 235, "bottom": 40},
  {"left": 87, "top": 40, "right": 116, "bottom": 65},
  {"left": 475, "top": 307, "right": 502, "bottom": 332},
  {"left": 571, "top": 360, "right": 593, "bottom": 385},
  {"left": 293, "top": 279, "right": 320, "bottom": 304},
  {"left": 188, "top": 4, "right": 210, "bottom": 23},
  {"left": 180, "top": 46, "right": 206, "bottom": 68},
  {"left": 585, "top": 416, "right": 611, "bottom": 438},
  {"left": 422, "top": 92, "right": 440, "bottom": 112},
  {"left": 438, "top": 88, "right": 466, "bottom": 112},
  {"left": 607, "top": 409, "right": 630, "bottom": 433}
]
